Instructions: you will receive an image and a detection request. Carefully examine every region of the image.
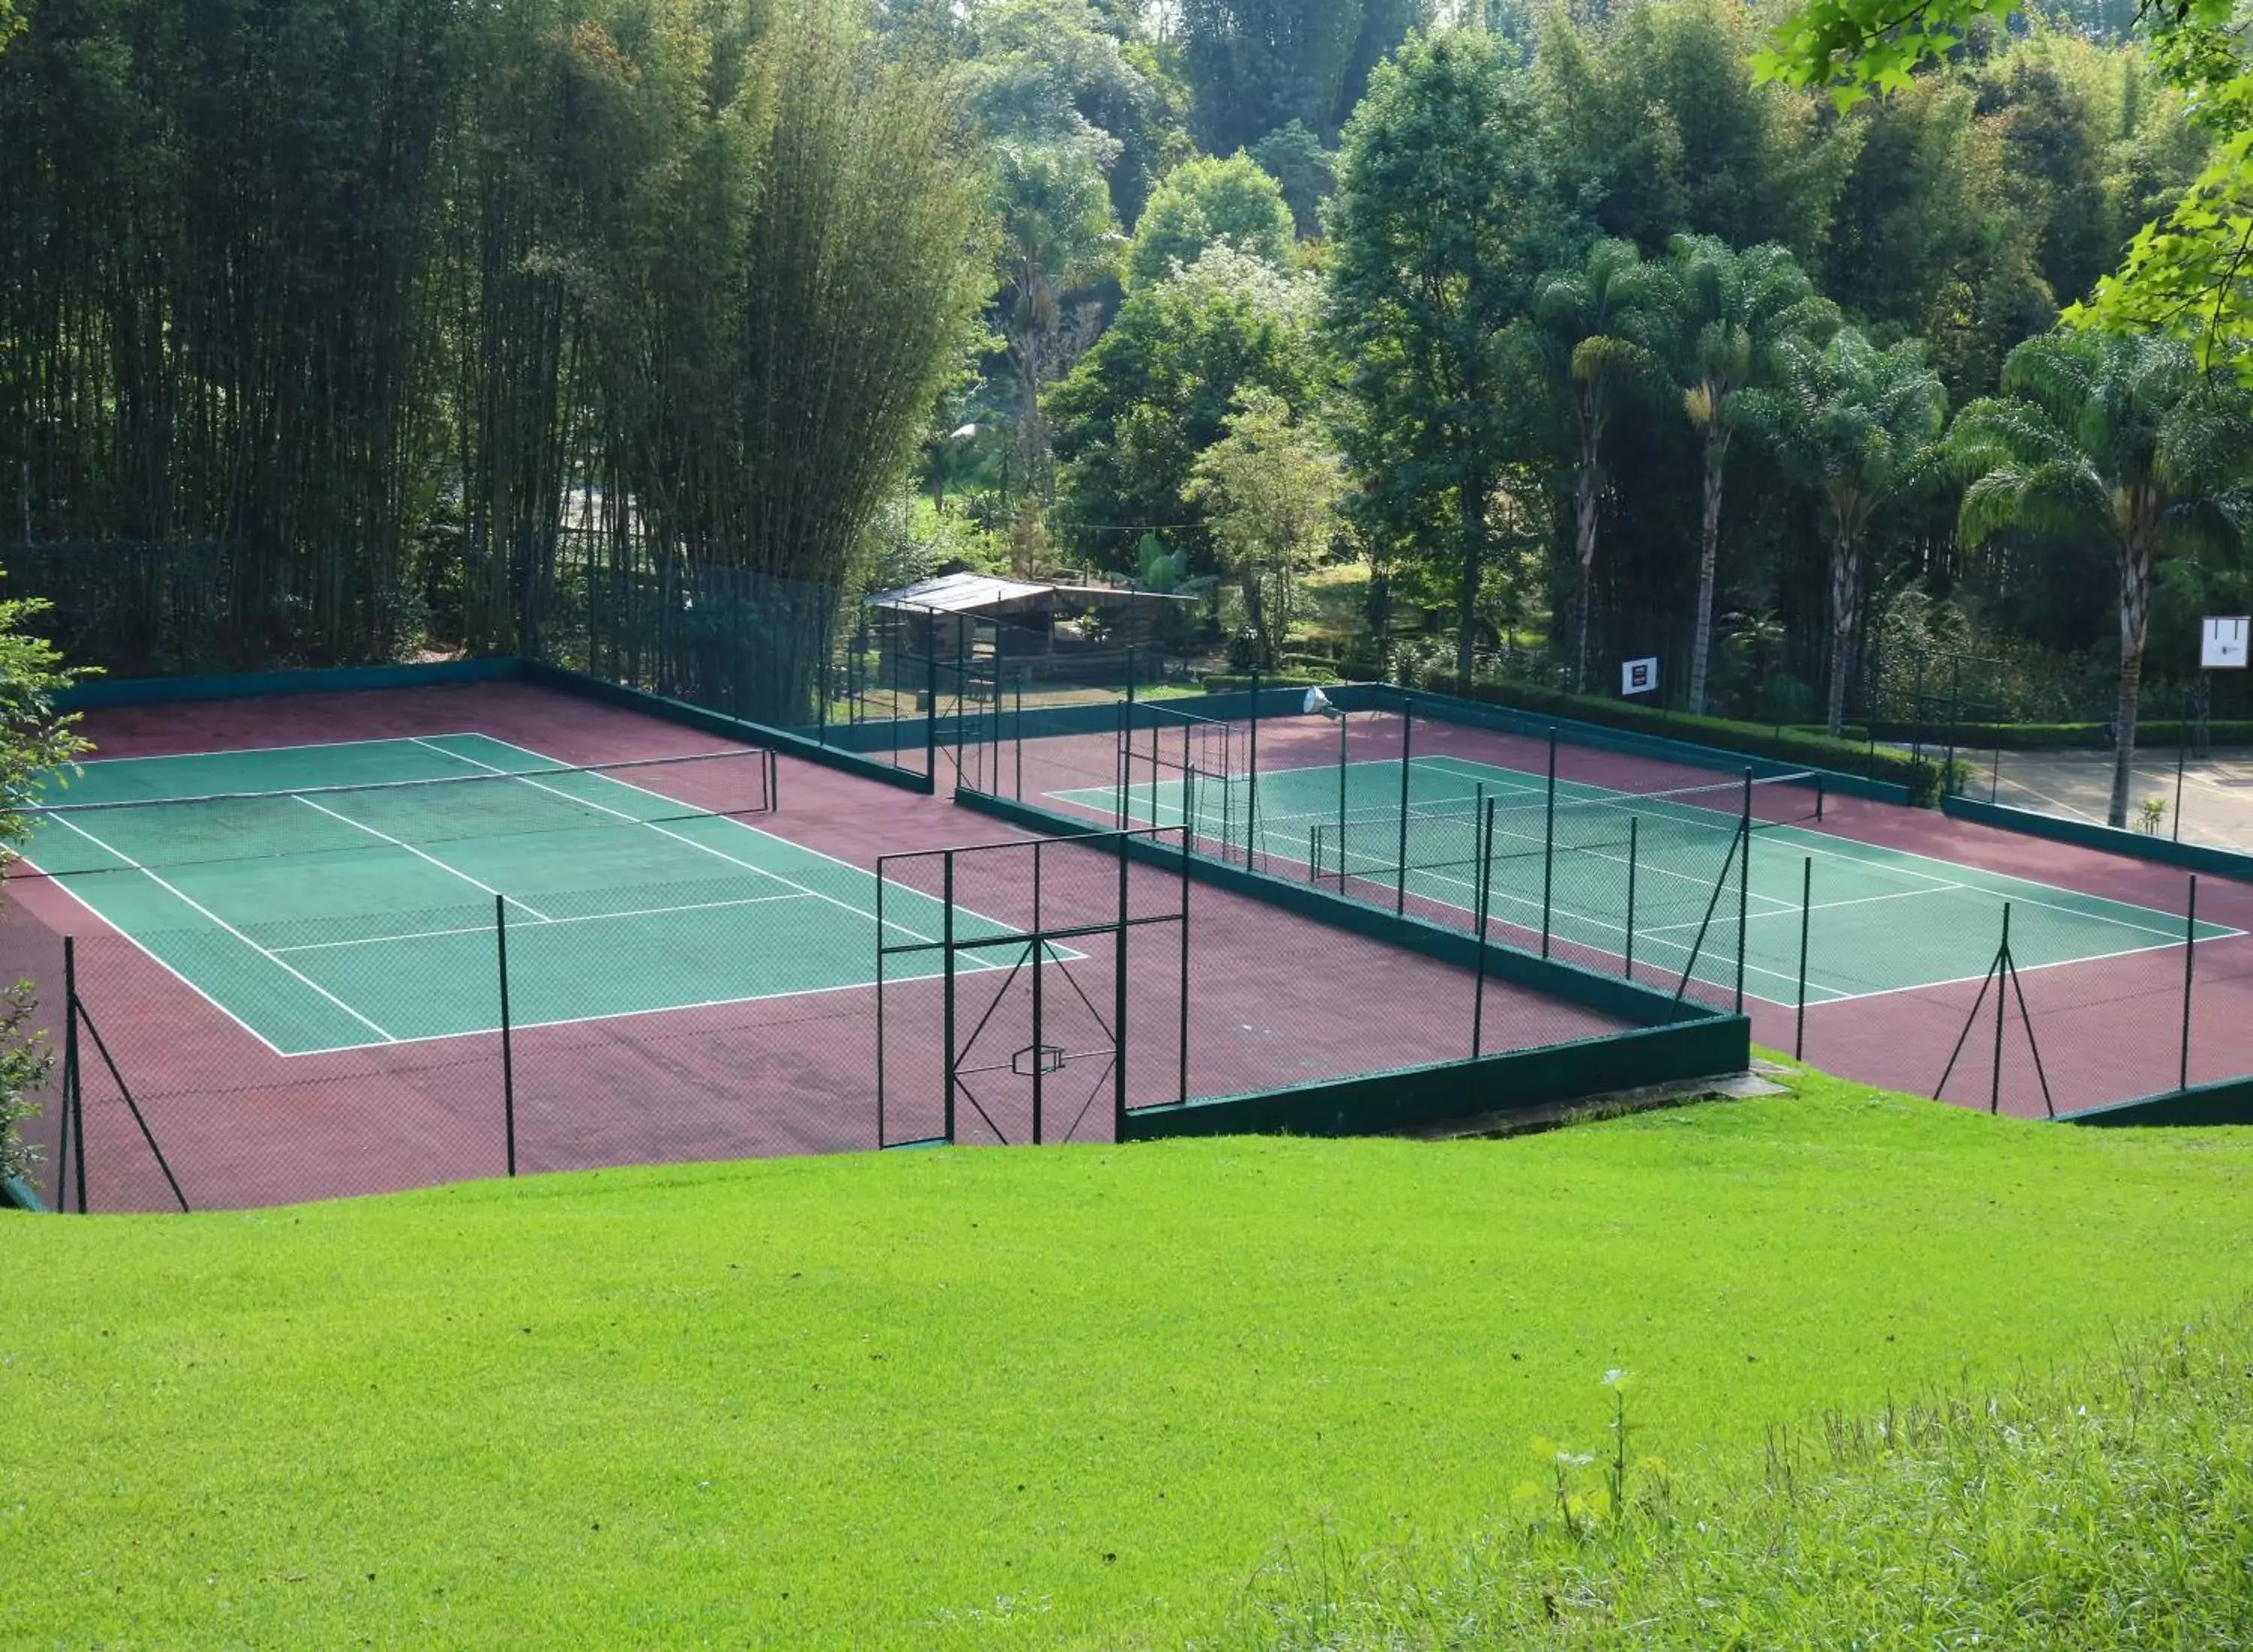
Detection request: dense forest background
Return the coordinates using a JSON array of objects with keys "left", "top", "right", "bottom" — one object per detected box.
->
[{"left": 1, "top": 0, "right": 2247, "bottom": 757}]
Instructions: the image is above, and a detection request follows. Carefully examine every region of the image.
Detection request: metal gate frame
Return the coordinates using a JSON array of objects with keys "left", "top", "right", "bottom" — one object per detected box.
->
[{"left": 874, "top": 825, "right": 1190, "bottom": 1147}]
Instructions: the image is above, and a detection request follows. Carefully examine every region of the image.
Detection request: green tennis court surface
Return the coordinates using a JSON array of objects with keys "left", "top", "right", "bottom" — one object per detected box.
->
[
  {"left": 24, "top": 734, "right": 987, "bottom": 1055},
  {"left": 1052, "top": 753, "right": 2239, "bottom": 1005}
]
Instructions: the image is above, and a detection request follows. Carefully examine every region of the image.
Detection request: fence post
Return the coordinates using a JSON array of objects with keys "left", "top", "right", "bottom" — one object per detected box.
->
[
  {"left": 942, "top": 850, "right": 957, "bottom": 1144},
  {"left": 1540, "top": 728, "right": 1558, "bottom": 957},
  {"left": 63, "top": 935, "right": 84, "bottom": 1214},
  {"left": 1395, "top": 701, "right": 1413, "bottom": 915},
  {"left": 1336, "top": 710, "right": 1350, "bottom": 893},
  {"left": 1624, "top": 818, "right": 1637, "bottom": 982},
  {"left": 1473, "top": 797, "right": 1496, "bottom": 1057},
  {"left": 1736, "top": 770, "right": 1753, "bottom": 1013},
  {"left": 1178, "top": 824, "right": 1192, "bottom": 1106},
  {"left": 924, "top": 623, "right": 939, "bottom": 783},
  {"left": 1113, "top": 831, "right": 1130, "bottom": 1140},
  {"left": 496, "top": 896, "right": 516, "bottom": 1178},
  {"left": 1015, "top": 668, "right": 1025, "bottom": 800},
  {"left": 2182, "top": 873, "right": 2198, "bottom": 1091},
  {"left": 1247, "top": 669, "right": 1262, "bottom": 868},
  {"left": 1991, "top": 903, "right": 2013, "bottom": 1114},
  {"left": 1795, "top": 857, "right": 1812, "bottom": 1061}
]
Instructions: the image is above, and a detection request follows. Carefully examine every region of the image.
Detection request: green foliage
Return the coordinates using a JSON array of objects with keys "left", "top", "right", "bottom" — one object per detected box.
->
[
  {"left": 0, "top": 578, "right": 83, "bottom": 1190},
  {"left": 1245, "top": 119, "right": 1338, "bottom": 239},
  {"left": 1048, "top": 242, "right": 1325, "bottom": 571},
  {"left": 1760, "top": 0, "right": 2253, "bottom": 373},
  {"left": 1184, "top": 388, "right": 1347, "bottom": 666},
  {"left": 1123, "top": 152, "right": 1294, "bottom": 288},
  {"left": 1540, "top": 0, "right": 1857, "bottom": 264},
  {"left": 1178, "top": 0, "right": 1419, "bottom": 156},
  {"left": 1327, "top": 31, "right": 1572, "bottom": 679},
  {"left": 1246, "top": 1305, "right": 2253, "bottom": 1649}
]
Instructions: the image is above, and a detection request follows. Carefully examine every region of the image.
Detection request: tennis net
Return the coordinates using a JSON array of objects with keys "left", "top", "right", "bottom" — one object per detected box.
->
[
  {"left": 17, "top": 747, "right": 779, "bottom": 879},
  {"left": 1310, "top": 770, "right": 1823, "bottom": 890}
]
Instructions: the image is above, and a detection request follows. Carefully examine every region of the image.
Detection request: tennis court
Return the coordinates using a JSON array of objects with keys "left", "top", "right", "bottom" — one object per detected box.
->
[
  {"left": 1050, "top": 752, "right": 2241, "bottom": 1006},
  {"left": 23, "top": 733, "right": 988, "bottom": 1055}
]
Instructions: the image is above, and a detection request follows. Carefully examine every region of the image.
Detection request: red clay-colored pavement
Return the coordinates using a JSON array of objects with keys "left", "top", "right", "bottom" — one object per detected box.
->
[{"left": 8, "top": 682, "right": 1630, "bottom": 1210}]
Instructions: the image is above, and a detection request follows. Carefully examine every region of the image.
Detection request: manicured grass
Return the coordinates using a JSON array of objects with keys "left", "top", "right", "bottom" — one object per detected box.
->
[{"left": 2, "top": 1072, "right": 2250, "bottom": 1647}]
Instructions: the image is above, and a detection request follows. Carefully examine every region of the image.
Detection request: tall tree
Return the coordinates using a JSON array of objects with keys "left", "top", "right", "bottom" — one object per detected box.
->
[
  {"left": 1668, "top": 236, "right": 1839, "bottom": 713},
  {"left": 1179, "top": 0, "right": 1423, "bottom": 157},
  {"left": 1125, "top": 154, "right": 1295, "bottom": 288},
  {"left": 1533, "top": 239, "right": 1678, "bottom": 691},
  {"left": 1950, "top": 332, "right": 2251, "bottom": 826},
  {"left": 1326, "top": 31, "right": 1574, "bottom": 678},
  {"left": 1740, "top": 330, "right": 1948, "bottom": 734},
  {"left": 1184, "top": 389, "right": 1347, "bottom": 665},
  {"left": 991, "top": 140, "right": 1119, "bottom": 502},
  {"left": 1049, "top": 243, "right": 1325, "bottom": 571}
]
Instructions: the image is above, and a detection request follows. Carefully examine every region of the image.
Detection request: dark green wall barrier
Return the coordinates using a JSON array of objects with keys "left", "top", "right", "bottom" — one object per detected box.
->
[
  {"left": 58, "top": 654, "right": 521, "bottom": 709},
  {"left": 1119, "top": 1016, "right": 1750, "bottom": 1141},
  {"left": 1885, "top": 718, "right": 2253, "bottom": 751},
  {"left": 522, "top": 662, "right": 936, "bottom": 795},
  {"left": 1941, "top": 795, "right": 2253, "bottom": 882},
  {"left": 952, "top": 787, "right": 1719, "bottom": 1030},
  {"left": 1371, "top": 678, "right": 1927, "bottom": 804},
  {"left": 2057, "top": 1074, "right": 2253, "bottom": 1128}
]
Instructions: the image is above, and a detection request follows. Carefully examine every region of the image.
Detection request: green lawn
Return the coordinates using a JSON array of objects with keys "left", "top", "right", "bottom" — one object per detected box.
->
[{"left": 2, "top": 1072, "right": 2250, "bottom": 1647}]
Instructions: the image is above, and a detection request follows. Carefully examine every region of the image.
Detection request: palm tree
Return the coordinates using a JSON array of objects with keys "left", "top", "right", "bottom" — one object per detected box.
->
[
  {"left": 1950, "top": 332, "right": 2251, "bottom": 829},
  {"left": 1534, "top": 240, "right": 1678, "bottom": 692},
  {"left": 1741, "top": 330, "right": 1948, "bottom": 737},
  {"left": 1668, "top": 236, "right": 1839, "bottom": 714},
  {"left": 993, "top": 141, "right": 1117, "bottom": 501}
]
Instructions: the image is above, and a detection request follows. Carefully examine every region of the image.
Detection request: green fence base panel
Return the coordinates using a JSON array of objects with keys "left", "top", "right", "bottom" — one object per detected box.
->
[
  {"left": 2056, "top": 1074, "right": 2253, "bottom": 1129},
  {"left": 1120, "top": 1016, "right": 1751, "bottom": 1141},
  {"left": 952, "top": 786, "right": 1721, "bottom": 1031},
  {"left": 1335, "top": 685, "right": 1915, "bottom": 808},
  {"left": 58, "top": 655, "right": 522, "bottom": 710},
  {"left": 518, "top": 661, "right": 935, "bottom": 795},
  {"left": 1942, "top": 796, "right": 2253, "bottom": 883}
]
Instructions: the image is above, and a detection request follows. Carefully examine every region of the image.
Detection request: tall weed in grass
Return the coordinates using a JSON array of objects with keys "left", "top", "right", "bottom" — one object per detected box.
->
[{"left": 1238, "top": 1305, "right": 2253, "bottom": 1649}]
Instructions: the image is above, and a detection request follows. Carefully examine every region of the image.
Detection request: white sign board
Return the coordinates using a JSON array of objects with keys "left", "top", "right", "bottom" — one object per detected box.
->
[
  {"left": 2201, "top": 616, "right": 2250, "bottom": 670},
  {"left": 1621, "top": 656, "right": 1660, "bottom": 697}
]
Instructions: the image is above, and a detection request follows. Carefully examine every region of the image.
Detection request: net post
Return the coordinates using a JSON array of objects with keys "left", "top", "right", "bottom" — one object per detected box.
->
[
  {"left": 2182, "top": 873, "right": 2198, "bottom": 1091},
  {"left": 496, "top": 895, "right": 516, "bottom": 1178},
  {"left": 1815, "top": 773, "right": 1825, "bottom": 823},
  {"left": 1795, "top": 857, "right": 1812, "bottom": 1060},
  {"left": 63, "top": 936, "right": 83, "bottom": 1214},
  {"left": 1540, "top": 728, "right": 1558, "bottom": 958},
  {"left": 1395, "top": 700, "right": 1413, "bottom": 916},
  {"left": 1624, "top": 818, "right": 1637, "bottom": 982},
  {"left": 1990, "top": 903, "right": 2012, "bottom": 1114},
  {"left": 1177, "top": 824, "right": 1191, "bottom": 1105},
  {"left": 1472, "top": 797, "right": 1496, "bottom": 1057},
  {"left": 1736, "top": 770, "right": 1753, "bottom": 1013},
  {"left": 942, "top": 849, "right": 957, "bottom": 1144},
  {"left": 1246, "top": 669, "right": 1262, "bottom": 869}
]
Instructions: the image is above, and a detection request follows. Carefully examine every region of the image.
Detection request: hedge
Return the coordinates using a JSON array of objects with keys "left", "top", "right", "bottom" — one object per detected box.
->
[
  {"left": 1865, "top": 718, "right": 2253, "bottom": 752},
  {"left": 1419, "top": 676, "right": 1956, "bottom": 804},
  {"left": 1201, "top": 673, "right": 1330, "bottom": 694}
]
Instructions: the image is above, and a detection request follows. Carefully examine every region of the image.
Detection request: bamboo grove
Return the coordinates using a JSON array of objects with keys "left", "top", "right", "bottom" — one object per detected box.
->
[{"left": 0, "top": 0, "right": 991, "bottom": 716}]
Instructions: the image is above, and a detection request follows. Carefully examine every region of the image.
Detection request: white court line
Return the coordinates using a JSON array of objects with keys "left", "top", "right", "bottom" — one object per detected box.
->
[
  {"left": 37, "top": 812, "right": 399, "bottom": 1043},
  {"left": 292, "top": 793, "right": 550, "bottom": 922},
  {"left": 269, "top": 891, "right": 819, "bottom": 954},
  {"left": 68, "top": 733, "right": 481, "bottom": 769},
  {"left": 1636, "top": 882, "right": 1967, "bottom": 935},
  {"left": 414, "top": 734, "right": 972, "bottom": 952},
  {"left": 8, "top": 859, "right": 292, "bottom": 1056}
]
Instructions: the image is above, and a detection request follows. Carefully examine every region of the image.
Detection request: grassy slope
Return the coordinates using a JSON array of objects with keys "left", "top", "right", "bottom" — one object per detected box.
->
[{"left": 2, "top": 1077, "right": 2250, "bottom": 1647}]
